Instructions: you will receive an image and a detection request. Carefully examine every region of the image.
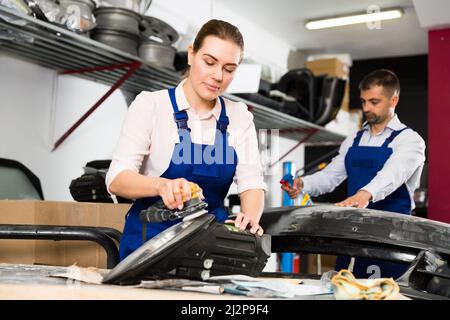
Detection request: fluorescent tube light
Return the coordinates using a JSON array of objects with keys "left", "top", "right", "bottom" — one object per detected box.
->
[{"left": 306, "top": 8, "right": 403, "bottom": 30}]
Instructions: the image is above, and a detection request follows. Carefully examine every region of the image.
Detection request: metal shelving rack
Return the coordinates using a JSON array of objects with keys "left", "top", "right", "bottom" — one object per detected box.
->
[
  {"left": 0, "top": 6, "right": 179, "bottom": 92},
  {"left": 224, "top": 93, "right": 345, "bottom": 144},
  {"left": 0, "top": 6, "right": 345, "bottom": 149}
]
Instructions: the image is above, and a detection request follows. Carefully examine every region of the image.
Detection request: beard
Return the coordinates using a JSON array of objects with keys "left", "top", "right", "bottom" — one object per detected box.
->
[{"left": 364, "top": 112, "right": 383, "bottom": 124}]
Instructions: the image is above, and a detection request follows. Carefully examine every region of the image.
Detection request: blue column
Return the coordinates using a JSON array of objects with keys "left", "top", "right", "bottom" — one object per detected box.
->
[{"left": 280, "top": 161, "right": 295, "bottom": 273}]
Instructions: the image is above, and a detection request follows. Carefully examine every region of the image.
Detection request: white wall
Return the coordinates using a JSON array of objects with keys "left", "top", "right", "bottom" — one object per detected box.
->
[
  {"left": 413, "top": 0, "right": 450, "bottom": 29},
  {"left": 0, "top": 53, "right": 128, "bottom": 200},
  {"left": 148, "top": 0, "right": 293, "bottom": 81}
]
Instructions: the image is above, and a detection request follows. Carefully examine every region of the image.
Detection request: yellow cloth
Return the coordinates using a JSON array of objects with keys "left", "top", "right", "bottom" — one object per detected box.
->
[{"left": 331, "top": 269, "right": 400, "bottom": 300}]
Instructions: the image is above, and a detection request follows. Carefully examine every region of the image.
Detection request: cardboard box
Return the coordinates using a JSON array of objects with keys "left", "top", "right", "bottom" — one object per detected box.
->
[
  {"left": 0, "top": 200, "right": 131, "bottom": 268},
  {"left": 305, "top": 58, "right": 348, "bottom": 79},
  {"left": 341, "top": 82, "right": 350, "bottom": 111},
  {"left": 306, "top": 254, "right": 337, "bottom": 274}
]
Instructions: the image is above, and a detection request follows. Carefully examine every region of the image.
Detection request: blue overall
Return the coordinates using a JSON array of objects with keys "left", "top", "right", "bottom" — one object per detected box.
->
[
  {"left": 335, "top": 127, "right": 411, "bottom": 279},
  {"left": 119, "top": 88, "right": 238, "bottom": 260}
]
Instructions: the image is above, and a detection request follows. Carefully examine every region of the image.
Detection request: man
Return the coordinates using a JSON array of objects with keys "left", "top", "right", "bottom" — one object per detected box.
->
[{"left": 282, "top": 69, "right": 426, "bottom": 278}]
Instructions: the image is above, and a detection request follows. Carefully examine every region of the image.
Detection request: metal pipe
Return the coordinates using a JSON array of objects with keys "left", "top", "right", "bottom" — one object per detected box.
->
[
  {"left": 0, "top": 225, "right": 121, "bottom": 268},
  {"left": 269, "top": 129, "right": 319, "bottom": 168},
  {"left": 52, "top": 61, "right": 142, "bottom": 150}
]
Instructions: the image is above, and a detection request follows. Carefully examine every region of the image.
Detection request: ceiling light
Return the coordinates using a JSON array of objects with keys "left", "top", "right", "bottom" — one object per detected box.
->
[{"left": 306, "top": 8, "right": 404, "bottom": 30}]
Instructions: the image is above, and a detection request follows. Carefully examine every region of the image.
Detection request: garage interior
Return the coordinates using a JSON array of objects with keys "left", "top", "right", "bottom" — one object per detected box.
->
[{"left": 0, "top": 0, "right": 449, "bottom": 301}]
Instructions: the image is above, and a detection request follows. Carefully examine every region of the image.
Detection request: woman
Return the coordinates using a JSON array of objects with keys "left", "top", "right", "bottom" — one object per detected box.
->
[{"left": 106, "top": 19, "right": 267, "bottom": 260}]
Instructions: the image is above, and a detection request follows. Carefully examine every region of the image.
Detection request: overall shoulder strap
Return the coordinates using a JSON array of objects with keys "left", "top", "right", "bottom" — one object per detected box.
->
[
  {"left": 382, "top": 127, "right": 409, "bottom": 147},
  {"left": 216, "top": 96, "right": 229, "bottom": 133},
  {"left": 168, "top": 88, "right": 190, "bottom": 132},
  {"left": 351, "top": 129, "right": 366, "bottom": 147}
]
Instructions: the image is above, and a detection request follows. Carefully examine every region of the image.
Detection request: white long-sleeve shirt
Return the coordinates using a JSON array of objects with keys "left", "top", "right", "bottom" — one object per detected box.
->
[
  {"left": 106, "top": 80, "right": 267, "bottom": 195},
  {"left": 302, "top": 114, "right": 425, "bottom": 210}
]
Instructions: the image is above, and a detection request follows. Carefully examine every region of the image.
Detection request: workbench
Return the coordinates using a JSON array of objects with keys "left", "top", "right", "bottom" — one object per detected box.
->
[{"left": 0, "top": 263, "right": 333, "bottom": 300}]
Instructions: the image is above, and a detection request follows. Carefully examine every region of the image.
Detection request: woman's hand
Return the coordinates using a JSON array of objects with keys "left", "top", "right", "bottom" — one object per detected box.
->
[
  {"left": 157, "top": 178, "right": 203, "bottom": 210},
  {"left": 225, "top": 212, "right": 264, "bottom": 236}
]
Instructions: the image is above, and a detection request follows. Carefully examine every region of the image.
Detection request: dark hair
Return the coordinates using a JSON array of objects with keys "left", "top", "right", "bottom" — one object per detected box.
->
[
  {"left": 359, "top": 69, "right": 400, "bottom": 97},
  {"left": 184, "top": 19, "right": 244, "bottom": 77},
  {"left": 193, "top": 19, "right": 244, "bottom": 54}
]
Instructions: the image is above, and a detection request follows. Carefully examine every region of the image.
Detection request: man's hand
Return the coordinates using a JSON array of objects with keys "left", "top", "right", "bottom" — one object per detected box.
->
[
  {"left": 335, "top": 190, "right": 372, "bottom": 209},
  {"left": 281, "top": 177, "right": 304, "bottom": 199}
]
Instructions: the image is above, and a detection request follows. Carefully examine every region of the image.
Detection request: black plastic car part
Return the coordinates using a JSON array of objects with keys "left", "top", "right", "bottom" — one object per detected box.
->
[
  {"left": 69, "top": 160, "right": 132, "bottom": 204},
  {"left": 259, "top": 204, "right": 450, "bottom": 299},
  {"left": 102, "top": 214, "right": 271, "bottom": 285},
  {"left": 0, "top": 158, "right": 44, "bottom": 200},
  {"left": 277, "top": 68, "right": 316, "bottom": 122},
  {"left": 396, "top": 250, "right": 450, "bottom": 299}
]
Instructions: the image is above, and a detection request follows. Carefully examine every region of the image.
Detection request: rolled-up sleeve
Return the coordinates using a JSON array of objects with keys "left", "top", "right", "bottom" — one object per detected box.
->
[
  {"left": 105, "top": 92, "right": 155, "bottom": 193},
  {"left": 232, "top": 104, "right": 268, "bottom": 194}
]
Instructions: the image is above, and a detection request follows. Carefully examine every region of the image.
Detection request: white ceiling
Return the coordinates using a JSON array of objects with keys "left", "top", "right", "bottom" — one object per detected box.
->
[{"left": 216, "top": 0, "right": 428, "bottom": 60}]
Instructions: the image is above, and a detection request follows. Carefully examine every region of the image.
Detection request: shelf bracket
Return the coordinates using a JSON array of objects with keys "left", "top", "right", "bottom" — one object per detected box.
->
[
  {"left": 269, "top": 128, "right": 319, "bottom": 168},
  {"left": 52, "top": 61, "right": 142, "bottom": 151}
]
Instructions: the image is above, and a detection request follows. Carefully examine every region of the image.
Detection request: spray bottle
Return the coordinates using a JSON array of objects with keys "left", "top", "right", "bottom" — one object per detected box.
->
[{"left": 280, "top": 173, "right": 313, "bottom": 206}]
